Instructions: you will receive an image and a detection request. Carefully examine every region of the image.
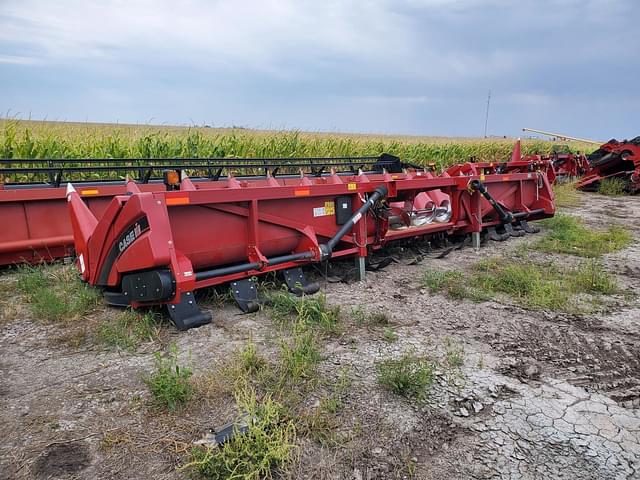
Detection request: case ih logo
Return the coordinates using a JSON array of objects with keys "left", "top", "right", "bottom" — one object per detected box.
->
[{"left": 118, "top": 222, "right": 144, "bottom": 253}]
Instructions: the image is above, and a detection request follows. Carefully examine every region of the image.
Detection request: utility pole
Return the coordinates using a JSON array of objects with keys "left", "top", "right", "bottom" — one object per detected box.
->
[{"left": 483, "top": 90, "right": 491, "bottom": 138}]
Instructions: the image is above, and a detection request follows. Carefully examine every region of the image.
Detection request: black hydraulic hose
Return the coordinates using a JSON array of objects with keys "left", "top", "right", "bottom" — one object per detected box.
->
[
  {"left": 195, "top": 261, "right": 261, "bottom": 281},
  {"left": 320, "top": 185, "right": 388, "bottom": 259},
  {"left": 194, "top": 251, "right": 316, "bottom": 281},
  {"left": 512, "top": 209, "right": 545, "bottom": 219},
  {"left": 468, "top": 179, "right": 513, "bottom": 224},
  {"left": 194, "top": 186, "right": 388, "bottom": 280},
  {"left": 267, "top": 251, "right": 314, "bottom": 266}
]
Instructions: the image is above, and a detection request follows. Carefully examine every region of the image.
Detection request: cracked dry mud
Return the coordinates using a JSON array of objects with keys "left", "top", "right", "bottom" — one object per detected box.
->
[{"left": 1, "top": 192, "right": 639, "bottom": 479}]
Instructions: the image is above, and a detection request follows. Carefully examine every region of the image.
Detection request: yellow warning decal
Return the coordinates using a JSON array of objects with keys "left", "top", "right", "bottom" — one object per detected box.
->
[
  {"left": 347, "top": 183, "right": 357, "bottom": 190},
  {"left": 313, "top": 201, "right": 336, "bottom": 217},
  {"left": 324, "top": 201, "right": 335, "bottom": 215}
]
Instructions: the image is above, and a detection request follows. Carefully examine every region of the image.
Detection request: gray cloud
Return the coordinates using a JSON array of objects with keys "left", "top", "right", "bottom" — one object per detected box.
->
[{"left": 1, "top": 0, "right": 638, "bottom": 139}]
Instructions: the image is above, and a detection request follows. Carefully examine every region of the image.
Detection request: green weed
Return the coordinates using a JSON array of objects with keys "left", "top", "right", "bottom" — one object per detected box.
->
[
  {"left": 382, "top": 327, "right": 398, "bottom": 343},
  {"left": 298, "top": 369, "right": 351, "bottom": 446},
  {"left": 572, "top": 259, "right": 618, "bottom": 294},
  {"left": 472, "top": 259, "right": 570, "bottom": 310},
  {"left": 144, "top": 345, "right": 194, "bottom": 411},
  {"left": 598, "top": 177, "right": 627, "bottom": 196},
  {"left": 350, "top": 305, "right": 391, "bottom": 329},
  {"left": 422, "top": 268, "right": 463, "bottom": 292},
  {"left": 279, "top": 326, "right": 321, "bottom": 381},
  {"left": 422, "top": 268, "right": 488, "bottom": 302},
  {"left": 377, "top": 352, "right": 435, "bottom": 399},
  {"left": 268, "top": 290, "right": 340, "bottom": 335},
  {"left": 424, "top": 255, "right": 619, "bottom": 313},
  {"left": 553, "top": 181, "right": 581, "bottom": 208},
  {"left": 536, "top": 214, "right": 632, "bottom": 257},
  {"left": 96, "top": 309, "right": 164, "bottom": 351},
  {"left": 444, "top": 338, "right": 465, "bottom": 368},
  {"left": 15, "top": 264, "right": 101, "bottom": 322},
  {"left": 184, "top": 389, "right": 296, "bottom": 480},
  {"left": 237, "top": 340, "right": 268, "bottom": 376}
]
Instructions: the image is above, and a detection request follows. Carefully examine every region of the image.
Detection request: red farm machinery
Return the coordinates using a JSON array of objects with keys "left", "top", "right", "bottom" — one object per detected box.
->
[
  {"left": 522, "top": 128, "right": 640, "bottom": 193},
  {"left": 0, "top": 154, "right": 555, "bottom": 329}
]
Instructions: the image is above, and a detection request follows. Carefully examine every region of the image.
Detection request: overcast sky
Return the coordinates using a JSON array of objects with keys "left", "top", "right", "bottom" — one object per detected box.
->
[{"left": 1, "top": 0, "right": 638, "bottom": 139}]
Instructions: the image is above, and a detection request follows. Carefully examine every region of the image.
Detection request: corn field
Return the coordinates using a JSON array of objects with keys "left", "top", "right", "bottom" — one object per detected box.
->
[{"left": 0, "top": 120, "right": 594, "bottom": 171}]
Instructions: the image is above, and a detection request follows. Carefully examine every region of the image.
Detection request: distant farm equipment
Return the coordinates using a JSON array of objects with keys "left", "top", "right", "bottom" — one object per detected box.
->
[{"left": 522, "top": 128, "right": 640, "bottom": 193}]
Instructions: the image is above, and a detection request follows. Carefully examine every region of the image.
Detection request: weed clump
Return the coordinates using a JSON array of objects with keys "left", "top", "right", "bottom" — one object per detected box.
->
[
  {"left": 15, "top": 265, "right": 100, "bottom": 322},
  {"left": 422, "top": 268, "right": 488, "bottom": 302},
  {"left": 268, "top": 290, "right": 340, "bottom": 334},
  {"left": 279, "top": 326, "right": 322, "bottom": 381},
  {"left": 572, "top": 259, "right": 618, "bottom": 294},
  {"left": 423, "top": 256, "right": 619, "bottom": 313},
  {"left": 382, "top": 327, "right": 398, "bottom": 343},
  {"left": 350, "top": 306, "right": 392, "bottom": 329},
  {"left": 472, "top": 259, "right": 570, "bottom": 310},
  {"left": 535, "top": 214, "right": 631, "bottom": 257},
  {"left": 184, "top": 390, "right": 296, "bottom": 480},
  {"left": 96, "top": 309, "right": 164, "bottom": 351},
  {"left": 553, "top": 181, "right": 581, "bottom": 208},
  {"left": 144, "top": 345, "right": 193, "bottom": 411},
  {"left": 377, "top": 352, "right": 434, "bottom": 399},
  {"left": 444, "top": 338, "right": 465, "bottom": 368},
  {"left": 598, "top": 177, "right": 627, "bottom": 196}
]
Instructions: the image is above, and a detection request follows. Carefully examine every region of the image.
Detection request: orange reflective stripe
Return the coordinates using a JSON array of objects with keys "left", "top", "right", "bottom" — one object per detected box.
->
[{"left": 166, "top": 197, "right": 190, "bottom": 205}]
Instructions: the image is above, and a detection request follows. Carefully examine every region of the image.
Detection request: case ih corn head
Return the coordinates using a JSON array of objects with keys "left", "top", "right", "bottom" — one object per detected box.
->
[{"left": 1, "top": 154, "right": 555, "bottom": 329}]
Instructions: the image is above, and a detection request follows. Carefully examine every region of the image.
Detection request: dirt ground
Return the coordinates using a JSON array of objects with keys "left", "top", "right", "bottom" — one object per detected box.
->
[{"left": 1, "top": 192, "right": 639, "bottom": 480}]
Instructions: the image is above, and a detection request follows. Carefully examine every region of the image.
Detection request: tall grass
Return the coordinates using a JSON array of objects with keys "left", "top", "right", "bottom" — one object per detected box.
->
[{"left": 0, "top": 119, "right": 589, "bottom": 170}]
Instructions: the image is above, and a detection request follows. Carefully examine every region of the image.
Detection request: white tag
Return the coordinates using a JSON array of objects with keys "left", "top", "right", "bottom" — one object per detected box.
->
[{"left": 313, "top": 207, "right": 326, "bottom": 217}]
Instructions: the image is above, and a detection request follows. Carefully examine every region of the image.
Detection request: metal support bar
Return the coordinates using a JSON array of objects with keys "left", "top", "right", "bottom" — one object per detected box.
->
[
  {"left": 472, "top": 231, "right": 481, "bottom": 250},
  {"left": 355, "top": 257, "right": 366, "bottom": 281}
]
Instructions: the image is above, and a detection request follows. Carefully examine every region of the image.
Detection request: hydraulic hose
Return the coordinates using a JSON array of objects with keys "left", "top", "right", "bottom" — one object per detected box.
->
[
  {"left": 194, "top": 185, "right": 388, "bottom": 280},
  {"left": 320, "top": 185, "right": 388, "bottom": 259},
  {"left": 468, "top": 179, "right": 513, "bottom": 224}
]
